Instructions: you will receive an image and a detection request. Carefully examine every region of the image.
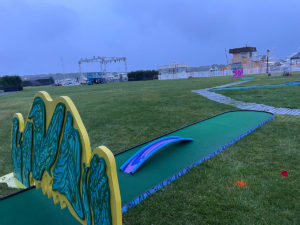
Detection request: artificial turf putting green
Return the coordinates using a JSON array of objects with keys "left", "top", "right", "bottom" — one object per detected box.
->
[
  {"left": 117, "top": 111, "right": 274, "bottom": 211},
  {"left": 0, "top": 110, "right": 273, "bottom": 225},
  {"left": 0, "top": 188, "right": 79, "bottom": 225}
]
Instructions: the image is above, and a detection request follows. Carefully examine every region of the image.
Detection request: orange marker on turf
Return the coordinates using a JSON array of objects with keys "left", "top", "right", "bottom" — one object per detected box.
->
[{"left": 236, "top": 180, "right": 247, "bottom": 188}]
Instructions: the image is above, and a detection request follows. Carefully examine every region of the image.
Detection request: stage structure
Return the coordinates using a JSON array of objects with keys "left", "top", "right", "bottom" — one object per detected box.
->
[{"left": 78, "top": 56, "right": 127, "bottom": 82}]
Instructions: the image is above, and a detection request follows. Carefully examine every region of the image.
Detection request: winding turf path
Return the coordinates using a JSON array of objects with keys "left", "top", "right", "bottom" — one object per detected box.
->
[{"left": 192, "top": 81, "right": 300, "bottom": 116}]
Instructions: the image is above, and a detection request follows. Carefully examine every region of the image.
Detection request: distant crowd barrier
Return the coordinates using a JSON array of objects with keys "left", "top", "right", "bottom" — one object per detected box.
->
[{"left": 158, "top": 66, "right": 300, "bottom": 80}]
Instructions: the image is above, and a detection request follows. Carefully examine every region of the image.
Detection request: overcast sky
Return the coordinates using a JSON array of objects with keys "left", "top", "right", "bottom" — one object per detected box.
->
[{"left": 1, "top": 0, "right": 300, "bottom": 75}]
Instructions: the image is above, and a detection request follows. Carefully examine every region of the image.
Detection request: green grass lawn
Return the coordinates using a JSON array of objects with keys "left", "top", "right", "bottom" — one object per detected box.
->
[
  {"left": 218, "top": 73, "right": 300, "bottom": 109},
  {"left": 0, "top": 77, "right": 234, "bottom": 195},
  {"left": 0, "top": 76, "right": 299, "bottom": 224},
  {"left": 218, "top": 86, "right": 300, "bottom": 109},
  {"left": 124, "top": 115, "right": 300, "bottom": 225}
]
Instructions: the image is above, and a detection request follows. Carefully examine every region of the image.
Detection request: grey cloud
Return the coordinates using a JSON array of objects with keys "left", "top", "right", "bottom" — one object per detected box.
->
[{"left": 1, "top": 0, "right": 300, "bottom": 75}]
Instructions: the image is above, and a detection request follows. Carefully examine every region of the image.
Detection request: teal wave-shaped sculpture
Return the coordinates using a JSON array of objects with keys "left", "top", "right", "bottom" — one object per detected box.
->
[
  {"left": 11, "top": 92, "right": 121, "bottom": 225},
  {"left": 12, "top": 118, "right": 22, "bottom": 183},
  {"left": 30, "top": 98, "right": 65, "bottom": 180},
  {"left": 21, "top": 122, "right": 33, "bottom": 187},
  {"left": 82, "top": 164, "right": 92, "bottom": 225},
  {"left": 88, "top": 155, "right": 112, "bottom": 225},
  {"left": 52, "top": 112, "right": 84, "bottom": 219}
]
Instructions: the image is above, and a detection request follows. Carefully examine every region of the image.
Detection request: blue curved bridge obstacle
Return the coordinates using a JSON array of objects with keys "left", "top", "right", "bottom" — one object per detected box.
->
[
  {"left": 0, "top": 91, "right": 275, "bottom": 225},
  {"left": 120, "top": 136, "right": 194, "bottom": 174}
]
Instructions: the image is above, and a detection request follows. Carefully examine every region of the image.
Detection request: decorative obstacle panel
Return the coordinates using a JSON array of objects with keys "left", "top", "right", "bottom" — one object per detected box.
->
[
  {"left": 231, "top": 62, "right": 243, "bottom": 78},
  {"left": 11, "top": 91, "right": 122, "bottom": 225}
]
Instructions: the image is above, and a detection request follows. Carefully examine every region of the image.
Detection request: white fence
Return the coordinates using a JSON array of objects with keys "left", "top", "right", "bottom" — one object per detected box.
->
[
  {"left": 269, "top": 65, "right": 300, "bottom": 73},
  {"left": 158, "top": 66, "right": 300, "bottom": 80}
]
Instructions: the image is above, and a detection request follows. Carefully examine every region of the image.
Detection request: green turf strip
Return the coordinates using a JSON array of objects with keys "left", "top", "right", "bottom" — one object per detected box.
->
[
  {"left": 0, "top": 111, "right": 273, "bottom": 224},
  {"left": 117, "top": 111, "right": 273, "bottom": 207},
  {"left": 0, "top": 188, "right": 80, "bottom": 225},
  {"left": 226, "top": 76, "right": 254, "bottom": 81},
  {"left": 242, "top": 76, "right": 255, "bottom": 80},
  {"left": 210, "top": 81, "right": 300, "bottom": 91}
]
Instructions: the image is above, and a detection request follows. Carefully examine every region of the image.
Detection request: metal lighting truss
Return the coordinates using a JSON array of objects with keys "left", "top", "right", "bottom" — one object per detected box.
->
[{"left": 78, "top": 56, "right": 127, "bottom": 79}]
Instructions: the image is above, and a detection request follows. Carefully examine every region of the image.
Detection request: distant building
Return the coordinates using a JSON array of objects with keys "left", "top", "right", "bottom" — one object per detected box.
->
[
  {"left": 157, "top": 63, "right": 189, "bottom": 75},
  {"left": 228, "top": 46, "right": 265, "bottom": 70},
  {"left": 157, "top": 47, "right": 275, "bottom": 80},
  {"left": 290, "top": 52, "right": 300, "bottom": 65},
  {"left": 157, "top": 63, "right": 225, "bottom": 75},
  {"left": 157, "top": 63, "right": 228, "bottom": 80}
]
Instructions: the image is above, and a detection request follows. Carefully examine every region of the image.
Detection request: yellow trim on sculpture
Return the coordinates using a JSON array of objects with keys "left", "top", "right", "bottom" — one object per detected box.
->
[
  {"left": 13, "top": 176, "right": 27, "bottom": 189},
  {"left": 12, "top": 113, "right": 26, "bottom": 189},
  {"left": 92, "top": 146, "right": 122, "bottom": 225}
]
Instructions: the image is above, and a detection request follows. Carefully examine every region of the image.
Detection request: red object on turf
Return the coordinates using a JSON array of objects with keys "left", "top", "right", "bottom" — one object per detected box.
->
[
  {"left": 281, "top": 170, "right": 288, "bottom": 177},
  {"left": 236, "top": 180, "right": 246, "bottom": 188}
]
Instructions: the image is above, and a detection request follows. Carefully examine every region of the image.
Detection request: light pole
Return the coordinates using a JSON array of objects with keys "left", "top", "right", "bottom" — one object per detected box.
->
[{"left": 266, "top": 49, "right": 270, "bottom": 73}]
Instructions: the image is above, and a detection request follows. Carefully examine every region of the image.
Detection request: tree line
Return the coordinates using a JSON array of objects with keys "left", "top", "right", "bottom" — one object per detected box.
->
[
  {"left": 0, "top": 75, "right": 23, "bottom": 92},
  {"left": 127, "top": 70, "right": 158, "bottom": 81}
]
